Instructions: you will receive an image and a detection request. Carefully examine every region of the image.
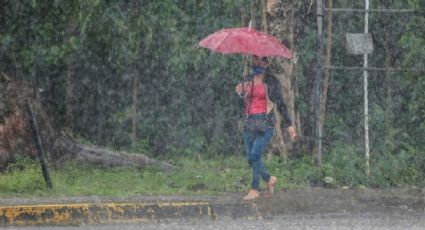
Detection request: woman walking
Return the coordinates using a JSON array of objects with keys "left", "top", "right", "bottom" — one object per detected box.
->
[{"left": 235, "top": 55, "right": 297, "bottom": 200}]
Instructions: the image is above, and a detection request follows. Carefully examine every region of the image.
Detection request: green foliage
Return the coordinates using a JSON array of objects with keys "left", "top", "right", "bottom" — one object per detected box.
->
[
  {"left": 321, "top": 144, "right": 368, "bottom": 187},
  {"left": 318, "top": 144, "right": 425, "bottom": 188},
  {"left": 1, "top": 0, "right": 425, "bottom": 184},
  {"left": 129, "top": 139, "right": 152, "bottom": 156},
  {"left": 316, "top": 0, "right": 425, "bottom": 170},
  {"left": 0, "top": 0, "right": 248, "bottom": 155},
  {"left": 0, "top": 156, "right": 46, "bottom": 195},
  {"left": 369, "top": 149, "right": 425, "bottom": 188},
  {"left": 4, "top": 155, "right": 38, "bottom": 172}
]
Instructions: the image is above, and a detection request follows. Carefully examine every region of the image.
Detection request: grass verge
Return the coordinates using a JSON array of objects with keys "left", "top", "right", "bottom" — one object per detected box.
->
[
  {"left": 1, "top": 149, "right": 424, "bottom": 198},
  {"left": 0, "top": 154, "right": 301, "bottom": 198}
]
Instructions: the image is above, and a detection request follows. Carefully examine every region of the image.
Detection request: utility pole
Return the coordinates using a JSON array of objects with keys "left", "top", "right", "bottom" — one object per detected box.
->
[
  {"left": 315, "top": 0, "right": 323, "bottom": 165},
  {"left": 364, "top": 0, "right": 370, "bottom": 175}
]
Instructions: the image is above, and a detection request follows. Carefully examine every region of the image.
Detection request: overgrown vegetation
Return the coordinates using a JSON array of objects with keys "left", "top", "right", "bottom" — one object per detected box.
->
[
  {"left": 1, "top": 151, "right": 424, "bottom": 197},
  {"left": 1, "top": 0, "right": 424, "bottom": 193}
]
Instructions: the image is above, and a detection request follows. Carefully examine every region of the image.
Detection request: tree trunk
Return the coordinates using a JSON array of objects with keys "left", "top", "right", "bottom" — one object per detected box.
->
[
  {"left": 250, "top": 0, "right": 257, "bottom": 28},
  {"left": 384, "top": 45, "right": 394, "bottom": 152},
  {"left": 261, "top": 0, "right": 268, "bottom": 33},
  {"left": 266, "top": 0, "right": 302, "bottom": 157},
  {"left": 0, "top": 75, "right": 174, "bottom": 172},
  {"left": 65, "top": 63, "right": 74, "bottom": 131},
  {"left": 319, "top": 0, "right": 333, "bottom": 149},
  {"left": 54, "top": 134, "right": 174, "bottom": 171},
  {"left": 131, "top": 71, "right": 138, "bottom": 141},
  {"left": 64, "top": 21, "right": 77, "bottom": 133}
]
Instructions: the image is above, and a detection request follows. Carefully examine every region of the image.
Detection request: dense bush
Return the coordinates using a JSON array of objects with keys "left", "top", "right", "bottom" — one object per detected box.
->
[{"left": 0, "top": 0, "right": 424, "bottom": 182}]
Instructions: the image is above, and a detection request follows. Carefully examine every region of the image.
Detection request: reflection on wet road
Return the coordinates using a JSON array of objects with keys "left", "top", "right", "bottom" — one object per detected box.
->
[{"left": 8, "top": 212, "right": 425, "bottom": 230}]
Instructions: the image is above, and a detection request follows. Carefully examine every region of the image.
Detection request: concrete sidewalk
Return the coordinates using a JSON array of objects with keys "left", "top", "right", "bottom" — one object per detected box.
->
[{"left": 0, "top": 188, "right": 424, "bottom": 226}]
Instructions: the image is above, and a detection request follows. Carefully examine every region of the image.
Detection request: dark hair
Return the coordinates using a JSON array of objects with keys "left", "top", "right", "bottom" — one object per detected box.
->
[{"left": 253, "top": 55, "right": 268, "bottom": 64}]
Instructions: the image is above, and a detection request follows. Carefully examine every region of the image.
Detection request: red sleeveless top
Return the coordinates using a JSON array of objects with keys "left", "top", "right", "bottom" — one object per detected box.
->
[{"left": 245, "top": 83, "right": 267, "bottom": 114}]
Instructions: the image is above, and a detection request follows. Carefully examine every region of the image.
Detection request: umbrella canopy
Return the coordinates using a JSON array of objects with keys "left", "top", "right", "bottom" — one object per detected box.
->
[{"left": 198, "top": 27, "right": 292, "bottom": 58}]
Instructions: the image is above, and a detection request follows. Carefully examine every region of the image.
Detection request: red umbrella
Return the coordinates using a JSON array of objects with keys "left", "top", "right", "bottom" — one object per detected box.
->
[{"left": 198, "top": 27, "right": 292, "bottom": 58}]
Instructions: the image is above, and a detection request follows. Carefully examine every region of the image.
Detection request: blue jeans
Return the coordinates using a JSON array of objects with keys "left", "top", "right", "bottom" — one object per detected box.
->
[{"left": 242, "top": 114, "right": 275, "bottom": 190}]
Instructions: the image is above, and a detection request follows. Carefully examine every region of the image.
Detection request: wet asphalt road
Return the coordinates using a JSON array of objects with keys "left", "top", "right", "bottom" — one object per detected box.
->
[
  {"left": 3, "top": 188, "right": 425, "bottom": 229},
  {"left": 6, "top": 212, "right": 425, "bottom": 230}
]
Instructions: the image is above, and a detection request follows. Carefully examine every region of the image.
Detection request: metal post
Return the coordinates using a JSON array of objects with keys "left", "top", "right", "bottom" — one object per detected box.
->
[
  {"left": 26, "top": 100, "right": 53, "bottom": 189},
  {"left": 315, "top": 0, "right": 323, "bottom": 165},
  {"left": 364, "top": 0, "right": 370, "bottom": 175}
]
